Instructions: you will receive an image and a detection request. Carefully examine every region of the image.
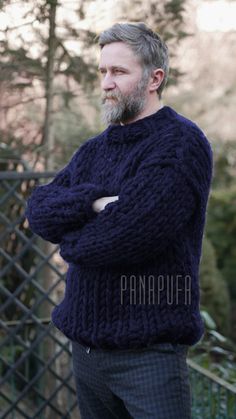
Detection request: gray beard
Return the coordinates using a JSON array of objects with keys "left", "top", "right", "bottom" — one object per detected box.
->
[{"left": 101, "top": 75, "right": 149, "bottom": 125}]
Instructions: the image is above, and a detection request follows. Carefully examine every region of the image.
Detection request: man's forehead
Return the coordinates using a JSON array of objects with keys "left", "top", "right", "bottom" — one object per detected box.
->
[
  {"left": 98, "top": 64, "right": 130, "bottom": 71},
  {"left": 99, "top": 42, "right": 140, "bottom": 67}
]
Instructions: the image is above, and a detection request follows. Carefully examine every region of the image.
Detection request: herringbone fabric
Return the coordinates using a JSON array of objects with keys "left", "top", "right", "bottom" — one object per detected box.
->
[{"left": 71, "top": 340, "right": 192, "bottom": 419}]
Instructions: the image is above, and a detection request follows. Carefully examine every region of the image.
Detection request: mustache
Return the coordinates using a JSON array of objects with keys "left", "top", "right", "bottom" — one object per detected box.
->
[{"left": 102, "top": 91, "right": 121, "bottom": 101}]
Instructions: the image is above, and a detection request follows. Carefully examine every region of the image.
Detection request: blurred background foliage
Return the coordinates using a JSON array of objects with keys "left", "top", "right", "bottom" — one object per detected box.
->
[
  {"left": 0, "top": 0, "right": 235, "bottom": 384},
  {"left": 0, "top": 0, "right": 190, "bottom": 167}
]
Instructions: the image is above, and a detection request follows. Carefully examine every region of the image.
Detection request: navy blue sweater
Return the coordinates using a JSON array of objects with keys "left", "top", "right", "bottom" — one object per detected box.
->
[{"left": 25, "top": 106, "right": 213, "bottom": 349}]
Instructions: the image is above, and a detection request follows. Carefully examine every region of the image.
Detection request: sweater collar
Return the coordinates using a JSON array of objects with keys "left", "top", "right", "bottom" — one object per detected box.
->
[{"left": 105, "top": 105, "right": 173, "bottom": 144}]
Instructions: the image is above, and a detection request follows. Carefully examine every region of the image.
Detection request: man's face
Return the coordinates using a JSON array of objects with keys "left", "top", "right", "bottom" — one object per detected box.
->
[{"left": 98, "top": 42, "right": 150, "bottom": 125}]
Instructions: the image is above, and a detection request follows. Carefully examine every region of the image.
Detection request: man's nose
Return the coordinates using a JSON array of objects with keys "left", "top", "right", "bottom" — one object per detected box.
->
[{"left": 101, "top": 73, "right": 116, "bottom": 90}]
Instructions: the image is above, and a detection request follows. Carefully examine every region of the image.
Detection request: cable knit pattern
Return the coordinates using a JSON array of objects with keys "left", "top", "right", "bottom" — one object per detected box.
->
[
  {"left": 25, "top": 106, "right": 213, "bottom": 349},
  {"left": 25, "top": 143, "right": 110, "bottom": 243}
]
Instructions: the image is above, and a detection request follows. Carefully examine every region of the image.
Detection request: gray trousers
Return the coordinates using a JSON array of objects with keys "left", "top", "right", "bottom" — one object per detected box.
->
[{"left": 71, "top": 340, "right": 192, "bottom": 419}]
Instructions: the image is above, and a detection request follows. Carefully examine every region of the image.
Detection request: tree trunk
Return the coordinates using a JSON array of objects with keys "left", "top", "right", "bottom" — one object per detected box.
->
[{"left": 43, "top": 0, "right": 57, "bottom": 170}]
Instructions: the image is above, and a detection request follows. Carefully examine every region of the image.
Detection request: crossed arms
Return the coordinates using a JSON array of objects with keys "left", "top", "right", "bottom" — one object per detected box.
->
[{"left": 25, "top": 140, "right": 202, "bottom": 267}]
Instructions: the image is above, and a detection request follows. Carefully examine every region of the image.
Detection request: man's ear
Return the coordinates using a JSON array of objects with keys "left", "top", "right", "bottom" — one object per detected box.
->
[{"left": 149, "top": 69, "right": 165, "bottom": 92}]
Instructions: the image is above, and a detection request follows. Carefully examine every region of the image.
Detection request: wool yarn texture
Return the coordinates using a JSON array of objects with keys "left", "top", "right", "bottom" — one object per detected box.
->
[{"left": 25, "top": 106, "right": 213, "bottom": 349}]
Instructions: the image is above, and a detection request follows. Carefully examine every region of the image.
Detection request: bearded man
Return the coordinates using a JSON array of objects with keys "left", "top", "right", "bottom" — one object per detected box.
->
[{"left": 25, "top": 22, "right": 213, "bottom": 419}]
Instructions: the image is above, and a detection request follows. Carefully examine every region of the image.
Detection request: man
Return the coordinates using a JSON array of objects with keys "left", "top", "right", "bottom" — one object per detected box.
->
[{"left": 25, "top": 22, "right": 213, "bottom": 419}]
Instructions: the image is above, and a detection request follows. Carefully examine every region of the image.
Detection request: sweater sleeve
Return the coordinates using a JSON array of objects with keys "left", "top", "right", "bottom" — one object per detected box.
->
[
  {"left": 59, "top": 140, "right": 212, "bottom": 267},
  {"left": 25, "top": 143, "right": 109, "bottom": 244}
]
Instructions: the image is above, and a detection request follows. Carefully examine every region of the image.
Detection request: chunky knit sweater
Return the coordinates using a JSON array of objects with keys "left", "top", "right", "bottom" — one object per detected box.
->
[{"left": 25, "top": 105, "right": 213, "bottom": 350}]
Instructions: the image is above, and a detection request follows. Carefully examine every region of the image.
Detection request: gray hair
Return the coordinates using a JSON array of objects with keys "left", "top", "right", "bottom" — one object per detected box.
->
[{"left": 98, "top": 22, "right": 169, "bottom": 99}]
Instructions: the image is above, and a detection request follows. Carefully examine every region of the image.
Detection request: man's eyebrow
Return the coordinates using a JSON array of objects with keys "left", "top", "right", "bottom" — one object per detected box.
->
[{"left": 98, "top": 65, "right": 129, "bottom": 71}]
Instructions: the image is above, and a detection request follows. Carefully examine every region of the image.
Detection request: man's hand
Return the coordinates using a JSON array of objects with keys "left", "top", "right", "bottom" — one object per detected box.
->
[{"left": 92, "top": 196, "right": 119, "bottom": 213}]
